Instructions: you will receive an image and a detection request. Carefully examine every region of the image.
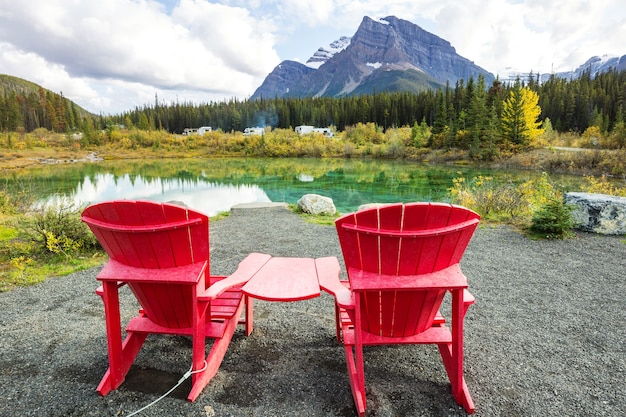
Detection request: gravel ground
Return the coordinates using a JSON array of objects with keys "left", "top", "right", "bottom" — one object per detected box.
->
[{"left": 0, "top": 205, "right": 624, "bottom": 417}]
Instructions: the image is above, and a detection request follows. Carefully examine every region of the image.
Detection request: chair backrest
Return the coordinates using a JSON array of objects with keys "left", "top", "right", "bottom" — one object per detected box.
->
[
  {"left": 335, "top": 202, "right": 480, "bottom": 337},
  {"left": 82, "top": 200, "right": 210, "bottom": 328}
]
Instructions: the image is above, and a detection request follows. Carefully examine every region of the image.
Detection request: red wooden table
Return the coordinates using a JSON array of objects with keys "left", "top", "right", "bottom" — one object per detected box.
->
[
  {"left": 209, "top": 255, "right": 344, "bottom": 340},
  {"left": 241, "top": 257, "right": 326, "bottom": 301},
  {"left": 205, "top": 254, "right": 344, "bottom": 324}
]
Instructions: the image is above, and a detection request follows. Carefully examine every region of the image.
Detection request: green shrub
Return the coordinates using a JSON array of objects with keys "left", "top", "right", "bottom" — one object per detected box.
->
[
  {"left": 25, "top": 200, "right": 98, "bottom": 258},
  {"left": 529, "top": 199, "right": 576, "bottom": 239}
]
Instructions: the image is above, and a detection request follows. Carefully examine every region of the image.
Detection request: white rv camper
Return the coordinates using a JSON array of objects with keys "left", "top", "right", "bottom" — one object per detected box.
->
[
  {"left": 295, "top": 125, "right": 334, "bottom": 137},
  {"left": 243, "top": 127, "right": 265, "bottom": 136}
]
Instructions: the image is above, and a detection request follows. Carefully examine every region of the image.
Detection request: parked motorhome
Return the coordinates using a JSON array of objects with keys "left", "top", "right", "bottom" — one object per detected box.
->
[
  {"left": 183, "top": 126, "right": 212, "bottom": 135},
  {"left": 313, "top": 127, "right": 334, "bottom": 137},
  {"left": 295, "top": 125, "right": 334, "bottom": 137},
  {"left": 243, "top": 127, "right": 265, "bottom": 136},
  {"left": 295, "top": 125, "right": 314, "bottom": 134}
]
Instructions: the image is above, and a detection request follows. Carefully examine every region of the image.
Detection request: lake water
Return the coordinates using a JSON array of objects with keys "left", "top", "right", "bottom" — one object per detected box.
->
[{"left": 1, "top": 157, "right": 582, "bottom": 216}]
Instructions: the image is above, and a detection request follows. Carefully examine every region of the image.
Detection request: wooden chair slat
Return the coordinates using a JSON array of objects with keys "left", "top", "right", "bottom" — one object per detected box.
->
[{"left": 354, "top": 208, "right": 382, "bottom": 273}]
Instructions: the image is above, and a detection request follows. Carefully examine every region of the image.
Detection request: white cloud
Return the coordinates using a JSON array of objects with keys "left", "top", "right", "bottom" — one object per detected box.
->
[
  {"left": 0, "top": 42, "right": 102, "bottom": 103},
  {"left": 432, "top": 0, "right": 626, "bottom": 74},
  {"left": 0, "top": 0, "right": 625, "bottom": 115},
  {"left": 0, "top": 0, "right": 281, "bottom": 113}
]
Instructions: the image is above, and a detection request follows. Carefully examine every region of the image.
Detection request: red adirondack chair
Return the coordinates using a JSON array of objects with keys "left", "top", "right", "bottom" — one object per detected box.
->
[
  {"left": 81, "top": 200, "right": 270, "bottom": 401},
  {"left": 321, "top": 202, "right": 480, "bottom": 415}
]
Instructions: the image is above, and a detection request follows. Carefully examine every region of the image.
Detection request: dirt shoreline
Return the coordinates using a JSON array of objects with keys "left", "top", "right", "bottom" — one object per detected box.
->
[{"left": 1, "top": 206, "right": 624, "bottom": 416}]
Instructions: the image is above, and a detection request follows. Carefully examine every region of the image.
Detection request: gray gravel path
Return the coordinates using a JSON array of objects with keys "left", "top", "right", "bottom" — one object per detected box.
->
[{"left": 1, "top": 206, "right": 624, "bottom": 417}]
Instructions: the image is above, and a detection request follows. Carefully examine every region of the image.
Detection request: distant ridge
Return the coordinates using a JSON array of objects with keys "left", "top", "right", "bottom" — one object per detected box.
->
[{"left": 500, "top": 54, "right": 626, "bottom": 84}]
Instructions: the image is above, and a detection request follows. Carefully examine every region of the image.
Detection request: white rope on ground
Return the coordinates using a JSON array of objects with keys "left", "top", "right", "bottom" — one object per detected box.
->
[{"left": 125, "top": 360, "right": 208, "bottom": 417}]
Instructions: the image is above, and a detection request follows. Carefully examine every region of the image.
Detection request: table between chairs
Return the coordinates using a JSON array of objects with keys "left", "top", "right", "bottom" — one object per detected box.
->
[
  {"left": 240, "top": 256, "right": 331, "bottom": 301},
  {"left": 205, "top": 253, "right": 345, "bottom": 337},
  {"left": 212, "top": 254, "right": 341, "bottom": 302},
  {"left": 227, "top": 257, "right": 340, "bottom": 301}
]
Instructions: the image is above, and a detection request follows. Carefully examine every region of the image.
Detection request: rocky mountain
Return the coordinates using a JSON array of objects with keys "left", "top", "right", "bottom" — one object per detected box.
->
[
  {"left": 251, "top": 16, "right": 494, "bottom": 100},
  {"left": 248, "top": 60, "right": 316, "bottom": 100}
]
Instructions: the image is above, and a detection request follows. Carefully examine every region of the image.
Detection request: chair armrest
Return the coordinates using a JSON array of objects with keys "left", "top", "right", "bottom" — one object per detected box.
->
[
  {"left": 202, "top": 253, "right": 272, "bottom": 300},
  {"left": 316, "top": 257, "right": 354, "bottom": 309}
]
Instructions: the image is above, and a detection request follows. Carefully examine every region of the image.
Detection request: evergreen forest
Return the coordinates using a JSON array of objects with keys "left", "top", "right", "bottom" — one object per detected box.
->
[{"left": 2, "top": 69, "right": 626, "bottom": 160}]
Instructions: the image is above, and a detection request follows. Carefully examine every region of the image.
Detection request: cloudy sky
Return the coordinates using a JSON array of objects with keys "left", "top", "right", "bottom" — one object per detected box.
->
[{"left": 1, "top": 0, "right": 625, "bottom": 115}]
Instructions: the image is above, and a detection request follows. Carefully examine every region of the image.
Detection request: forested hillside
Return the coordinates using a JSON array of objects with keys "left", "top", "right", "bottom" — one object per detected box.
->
[{"left": 0, "top": 74, "right": 97, "bottom": 132}]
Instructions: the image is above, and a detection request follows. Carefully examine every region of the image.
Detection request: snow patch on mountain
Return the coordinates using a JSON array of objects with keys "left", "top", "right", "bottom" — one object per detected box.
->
[{"left": 305, "top": 36, "right": 352, "bottom": 69}]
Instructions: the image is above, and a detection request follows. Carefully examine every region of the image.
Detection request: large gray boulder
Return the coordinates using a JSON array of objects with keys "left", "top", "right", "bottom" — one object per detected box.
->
[
  {"left": 564, "top": 192, "right": 626, "bottom": 235},
  {"left": 297, "top": 194, "right": 336, "bottom": 215}
]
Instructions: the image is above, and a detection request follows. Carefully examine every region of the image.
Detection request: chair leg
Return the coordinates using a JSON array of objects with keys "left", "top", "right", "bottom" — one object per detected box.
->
[
  {"left": 96, "top": 281, "right": 148, "bottom": 396},
  {"left": 343, "top": 340, "right": 366, "bottom": 417},
  {"left": 334, "top": 304, "right": 341, "bottom": 343},
  {"left": 343, "top": 295, "right": 366, "bottom": 416},
  {"left": 187, "top": 298, "right": 246, "bottom": 402},
  {"left": 437, "top": 289, "right": 475, "bottom": 414},
  {"left": 438, "top": 343, "right": 475, "bottom": 413},
  {"left": 244, "top": 294, "right": 254, "bottom": 336},
  {"left": 97, "top": 331, "right": 148, "bottom": 396}
]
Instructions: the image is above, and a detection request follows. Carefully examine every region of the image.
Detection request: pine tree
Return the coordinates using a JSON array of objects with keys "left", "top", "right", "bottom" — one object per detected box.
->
[
  {"left": 432, "top": 89, "right": 447, "bottom": 134},
  {"left": 468, "top": 75, "right": 488, "bottom": 158},
  {"left": 4, "top": 91, "right": 22, "bottom": 131}
]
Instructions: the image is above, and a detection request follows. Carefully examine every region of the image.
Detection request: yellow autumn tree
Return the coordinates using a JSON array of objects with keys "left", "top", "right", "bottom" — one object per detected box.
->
[{"left": 501, "top": 86, "right": 544, "bottom": 148}]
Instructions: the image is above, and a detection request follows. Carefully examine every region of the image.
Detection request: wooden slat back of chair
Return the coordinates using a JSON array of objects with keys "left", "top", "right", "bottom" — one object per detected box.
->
[
  {"left": 82, "top": 200, "right": 210, "bottom": 329},
  {"left": 336, "top": 203, "right": 480, "bottom": 337}
]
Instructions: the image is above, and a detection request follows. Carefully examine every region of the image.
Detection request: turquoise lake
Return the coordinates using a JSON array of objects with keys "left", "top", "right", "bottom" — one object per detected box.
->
[{"left": 0, "top": 158, "right": 584, "bottom": 216}]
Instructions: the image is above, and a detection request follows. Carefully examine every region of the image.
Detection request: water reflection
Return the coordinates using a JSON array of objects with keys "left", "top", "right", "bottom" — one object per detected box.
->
[
  {"left": 53, "top": 173, "right": 271, "bottom": 216},
  {"left": 1, "top": 157, "right": 586, "bottom": 216}
]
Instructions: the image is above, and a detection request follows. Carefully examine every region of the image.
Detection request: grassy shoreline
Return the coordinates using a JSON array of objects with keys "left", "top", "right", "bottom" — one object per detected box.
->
[{"left": 2, "top": 145, "right": 625, "bottom": 176}]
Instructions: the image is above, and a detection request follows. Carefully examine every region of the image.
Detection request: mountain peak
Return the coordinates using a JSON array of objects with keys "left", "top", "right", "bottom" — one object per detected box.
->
[{"left": 251, "top": 15, "right": 494, "bottom": 100}]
